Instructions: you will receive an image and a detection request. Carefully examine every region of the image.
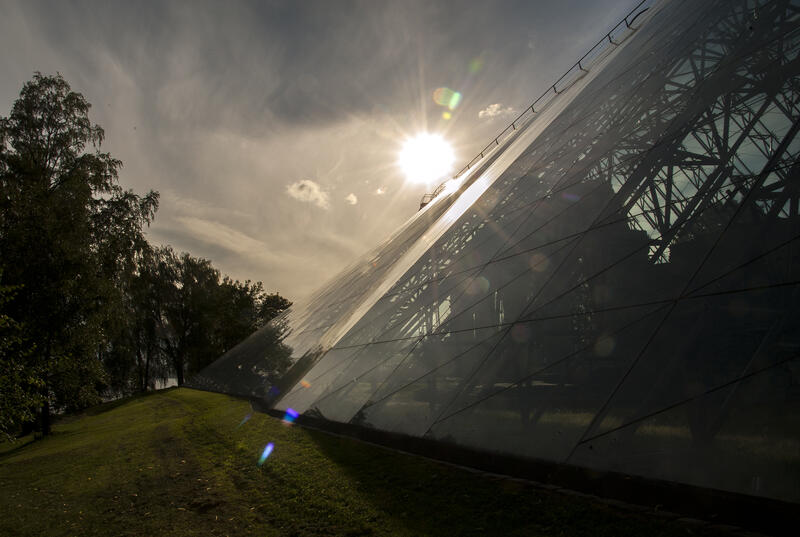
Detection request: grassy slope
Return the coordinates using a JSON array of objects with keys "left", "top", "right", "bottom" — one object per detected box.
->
[{"left": 0, "top": 388, "right": 728, "bottom": 537}]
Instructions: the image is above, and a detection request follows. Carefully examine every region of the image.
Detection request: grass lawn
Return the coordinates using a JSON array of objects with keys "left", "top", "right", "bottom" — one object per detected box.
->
[{"left": 0, "top": 388, "right": 732, "bottom": 536}]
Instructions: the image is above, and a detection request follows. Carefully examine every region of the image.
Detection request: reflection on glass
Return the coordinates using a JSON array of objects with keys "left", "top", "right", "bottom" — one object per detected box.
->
[{"left": 196, "top": 0, "right": 800, "bottom": 503}]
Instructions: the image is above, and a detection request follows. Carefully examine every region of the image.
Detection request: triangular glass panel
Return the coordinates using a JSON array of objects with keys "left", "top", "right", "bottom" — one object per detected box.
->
[
  {"left": 581, "top": 287, "right": 800, "bottom": 440},
  {"left": 568, "top": 357, "right": 800, "bottom": 502},
  {"left": 355, "top": 330, "right": 508, "bottom": 437}
]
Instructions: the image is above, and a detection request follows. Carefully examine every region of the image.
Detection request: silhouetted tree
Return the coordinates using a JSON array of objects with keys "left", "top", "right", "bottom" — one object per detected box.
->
[
  {"left": 0, "top": 276, "right": 41, "bottom": 440},
  {"left": 0, "top": 73, "right": 158, "bottom": 434},
  {"left": 154, "top": 247, "right": 292, "bottom": 385},
  {"left": 1, "top": 73, "right": 289, "bottom": 434}
]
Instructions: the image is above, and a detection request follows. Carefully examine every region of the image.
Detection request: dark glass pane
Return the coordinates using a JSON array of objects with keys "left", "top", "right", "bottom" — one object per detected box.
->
[
  {"left": 569, "top": 357, "right": 800, "bottom": 502},
  {"left": 584, "top": 287, "right": 800, "bottom": 440},
  {"left": 357, "top": 330, "right": 508, "bottom": 437},
  {"left": 310, "top": 337, "right": 423, "bottom": 422}
]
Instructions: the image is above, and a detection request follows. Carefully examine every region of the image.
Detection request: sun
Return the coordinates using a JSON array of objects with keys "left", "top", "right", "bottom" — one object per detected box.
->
[{"left": 398, "top": 133, "right": 455, "bottom": 185}]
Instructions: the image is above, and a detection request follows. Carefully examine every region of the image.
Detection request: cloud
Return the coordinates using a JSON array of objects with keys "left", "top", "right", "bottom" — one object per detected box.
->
[
  {"left": 286, "top": 179, "right": 330, "bottom": 209},
  {"left": 170, "top": 216, "right": 296, "bottom": 267},
  {"left": 344, "top": 193, "right": 358, "bottom": 205},
  {"left": 478, "top": 103, "right": 515, "bottom": 120},
  {"left": 0, "top": 0, "right": 639, "bottom": 303}
]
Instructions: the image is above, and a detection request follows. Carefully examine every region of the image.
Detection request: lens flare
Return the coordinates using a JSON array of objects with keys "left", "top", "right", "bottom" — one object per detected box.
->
[
  {"left": 398, "top": 133, "right": 455, "bottom": 184},
  {"left": 236, "top": 413, "right": 252, "bottom": 429},
  {"left": 529, "top": 252, "right": 551, "bottom": 272},
  {"left": 433, "top": 87, "right": 462, "bottom": 110},
  {"left": 466, "top": 276, "right": 490, "bottom": 295},
  {"left": 594, "top": 336, "right": 616, "bottom": 357},
  {"left": 282, "top": 408, "right": 299, "bottom": 424},
  {"left": 469, "top": 57, "right": 484, "bottom": 74},
  {"left": 258, "top": 443, "right": 274, "bottom": 466}
]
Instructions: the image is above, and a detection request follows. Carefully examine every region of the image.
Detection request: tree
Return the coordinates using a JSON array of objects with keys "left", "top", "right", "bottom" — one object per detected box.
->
[
  {"left": 156, "top": 247, "right": 219, "bottom": 386},
  {"left": 154, "top": 247, "right": 292, "bottom": 385},
  {"left": 102, "top": 245, "right": 170, "bottom": 396},
  {"left": 0, "top": 277, "right": 41, "bottom": 440},
  {"left": 0, "top": 73, "right": 158, "bottom": 434},
  {"left": 214, "top": 279, "right": 290, "bottom": 356},
  {"left": 0, "top": 73, "right": 289, "bottom": 433},
  {"left": 259, "top": 292, "right": 293, "bottom": 325},
  {"left": 100, "top": 238, "right": 293, "bottom": 397}
]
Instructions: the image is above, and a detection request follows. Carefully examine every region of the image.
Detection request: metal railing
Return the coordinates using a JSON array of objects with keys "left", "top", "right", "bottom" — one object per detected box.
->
[{"left": 419, "top": 0, "right": 655, "bottom": 210}]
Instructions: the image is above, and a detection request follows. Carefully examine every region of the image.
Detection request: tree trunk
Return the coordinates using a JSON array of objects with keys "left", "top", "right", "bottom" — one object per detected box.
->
[
  {"left": 175, "top": 354, "right": 184, "bottom": 386},
  {"left": 40, "top": 340, "right": 52, "bottom": 436},
  {"left": 136, "top": 346, "right": 145, "bottom": 393},
  {"left": 40, "top": 395, "right": 51, "bottom": 436},
  {"left": 143, "top": 346, "right": 151, "bottom": 392}
]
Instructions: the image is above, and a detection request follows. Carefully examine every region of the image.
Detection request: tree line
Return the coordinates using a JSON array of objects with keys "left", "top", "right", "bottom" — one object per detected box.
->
[{"left": 0, "top": 73, "right": 291, "bottom": 439}]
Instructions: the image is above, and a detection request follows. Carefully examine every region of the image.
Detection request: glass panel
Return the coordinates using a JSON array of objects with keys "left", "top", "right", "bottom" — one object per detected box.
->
[
  {"left": 685, "top": 220, "right": 800, "bottom": 297},
  {"left": 520, "top": 199, "right": 731, "bottom": 320},
  {"left": 356, "top": 330, "right": 508, "bottom": 437},
  {"left": 568, "top": 357, "right": 800, "bottom": 502},
  {"left": 426, "top": 304, "right": 669, "bottom": 461},
  {"left": 367, "top": 326, "right": 508, "bottom": 407},
  {"left": 583, "top": 287, "right": 800, "bottom": 439},
  {"left": 334, "top": 265, "right": 483, "bottom": 348},
  {"left": 435, "top": 303, "right": 669, "bottom": 424},
  {"left": 274, "top": 346, "right": 364, "bottom": 413},
  {"left": 433, "top": 237, "right": 581, "bottom": 335},
  {"left": 309, "top": 337, "right": 422, "bottom": 422}
]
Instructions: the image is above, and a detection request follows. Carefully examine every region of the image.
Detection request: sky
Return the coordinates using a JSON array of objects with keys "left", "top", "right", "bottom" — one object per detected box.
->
[{"left": 0, "top": 0, "right": 634, "bottom": 303}]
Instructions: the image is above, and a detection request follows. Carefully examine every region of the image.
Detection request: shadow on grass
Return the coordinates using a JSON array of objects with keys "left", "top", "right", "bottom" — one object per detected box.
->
[
  {"left": 0, "top": 436, "right": 35, "bottom": 459},
  {"left": 73, "top": 387, "right": 179, "bottom": 419},
  {"left": 302, "top": 425, "right": 726, "bottom": 537},
  {"left": 1, "top": 388, "right": 178, "bottom": 461}
]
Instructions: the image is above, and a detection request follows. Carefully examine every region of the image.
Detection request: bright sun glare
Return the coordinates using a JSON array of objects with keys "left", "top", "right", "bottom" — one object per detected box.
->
[{"left": 398, "top": 133, "right": 455, "bottom": 184}]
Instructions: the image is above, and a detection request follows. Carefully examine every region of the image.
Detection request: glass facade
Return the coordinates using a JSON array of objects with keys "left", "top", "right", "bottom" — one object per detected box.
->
[{"left": 192, "top": 0, "right": 800, "bottom": 503}]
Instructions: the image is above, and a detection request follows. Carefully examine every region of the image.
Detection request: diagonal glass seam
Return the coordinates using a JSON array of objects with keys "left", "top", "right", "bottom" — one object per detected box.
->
[
  {"left": 684, "top": 233, "right": 800, "bottom": 297},
  {"left": 428, "top": 303, "right": 672, "bottom": 427},
  {"left": 571, "top": 354, "right": 800, "bottom": 448},
  {"left": 325, "top": 279, "right": 800, "bottom": 355},
  {"left": 279, "top": 343, "right": 373, "bottom": 403},
  {"left": 431, "top": 237, "right": 582, "bottom": 334},
  {"left": 314, "top": 40, "right": 635, "bottom": 354},
  {"left": 305, "top": 336, "right": 425, "bottom": 411},
  {"left": 333, "top": 176, "right": 735, "bottom": 350},
  {"left": 566, "top": 117, "right": 800, "bottom": 458},
  {"left": 563, "top": 300, "right": 678, "bottom": 462},
  {"left": 359, "top": 330, "right": 510, "bottom": 412}
]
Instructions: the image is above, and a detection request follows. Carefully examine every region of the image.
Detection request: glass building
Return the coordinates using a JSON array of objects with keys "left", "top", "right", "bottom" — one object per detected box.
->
[{"left": 191, "top": 0, "right": 800, "bottom": 505}]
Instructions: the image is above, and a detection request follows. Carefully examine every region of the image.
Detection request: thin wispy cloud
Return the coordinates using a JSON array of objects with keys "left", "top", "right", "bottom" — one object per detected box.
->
[
  {"left": 0, "top": 0, "right": 636, "bottom": 302},
  {"left": 172, "top": 216, "right": 295, "bottom": 266},
  {"left": 478, "top": 103, "right": 515, "bottom": 120},
  {"left": 286, "top": 179, "right": 330, "bottom": 210}
]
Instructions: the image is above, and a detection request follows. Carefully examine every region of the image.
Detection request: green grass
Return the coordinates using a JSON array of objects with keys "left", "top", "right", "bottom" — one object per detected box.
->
[{"left": 0, "top": 388, "right": 728, "bottom": 537}]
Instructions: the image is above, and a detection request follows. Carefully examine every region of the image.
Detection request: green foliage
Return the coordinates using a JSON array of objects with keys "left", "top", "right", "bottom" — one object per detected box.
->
[
  {"left": 0, "top": 73, "right": 158, "bottom": 432},
  {"left": 100, "top": 241, "right": 293, "bottom": 397},
  {"left": 154, "top": 246, "right": 292, "bottom": 385},
  {"left": 0, "top": 279, "right": 41, "bottom": 440},
  {"left": 0, "top": 72, "right": 292, "bottom": 433}
]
